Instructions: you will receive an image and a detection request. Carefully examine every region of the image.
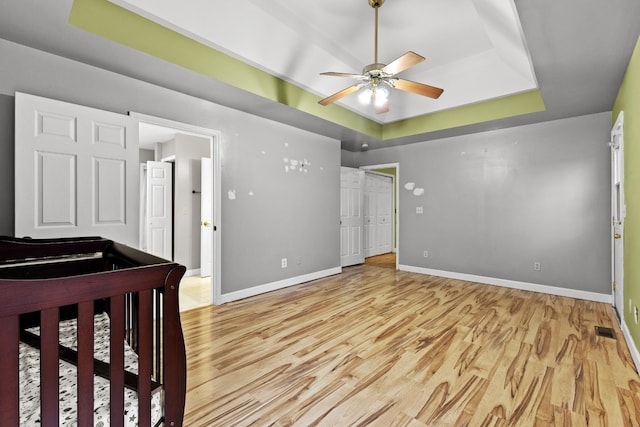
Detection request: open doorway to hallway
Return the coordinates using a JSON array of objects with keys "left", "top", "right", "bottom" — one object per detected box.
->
[{"left": 135, "top": 113, "right": 222, "bottom": 309}]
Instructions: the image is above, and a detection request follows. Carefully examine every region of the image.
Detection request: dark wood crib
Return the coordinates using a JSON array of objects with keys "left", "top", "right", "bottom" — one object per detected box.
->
[{"left": 0, "top": 236, "right": 187, "bottom": 426}]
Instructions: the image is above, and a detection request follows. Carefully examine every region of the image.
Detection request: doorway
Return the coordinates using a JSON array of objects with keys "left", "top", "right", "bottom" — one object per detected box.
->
[
  {"left": 133, "top": 113, "right": 222, "bottom": 310},
  {"left": 360, "top": 163, "right": 399, "bottom": 270},
  {"left": 611, "top": 111, "right": 625, "bottom": 322},
  {"left": 364, "top": 171, "right": 394, "bottom": 258}
]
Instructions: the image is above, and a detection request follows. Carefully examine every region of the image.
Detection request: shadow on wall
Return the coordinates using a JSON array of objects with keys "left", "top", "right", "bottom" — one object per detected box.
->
[{"left": 0, "top": 95, "right": 15, "bottom": 235}]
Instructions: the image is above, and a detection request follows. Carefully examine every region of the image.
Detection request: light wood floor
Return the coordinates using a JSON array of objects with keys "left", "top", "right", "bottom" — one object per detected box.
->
[
  {"left": 180, "top": 264, "right": 640, "bottom": 426},
  {"left": 365, "top": 252, "right": 397, "bottom": 269},
  {"left": 179, "top": 275, "right": 211, "bottom": 312}
]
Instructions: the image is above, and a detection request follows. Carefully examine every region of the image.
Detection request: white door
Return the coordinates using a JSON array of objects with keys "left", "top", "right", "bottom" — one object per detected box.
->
[
  {"left": 377, "top": 175, "right": 393, "bottom": 254},
  {"left": 15, "top": 92, "right": 138, "bottom": 246},
  {"left": 364, "top": 173, "right": 394, "bottom": 257},
  {"left": 340, "top": 167, "right": 364, "bottom": 267},
  {"left": 200, "top": 157, "right": 213, "bottom": 277},
  {"left": 145, "top": 161, "right": 172, "bottom": 259},
  {"left": 364, "top": 175, "right": 376, "bottom": 258},
  {"left": 611, "top": 111, "right": 625, "bottom": 321}
]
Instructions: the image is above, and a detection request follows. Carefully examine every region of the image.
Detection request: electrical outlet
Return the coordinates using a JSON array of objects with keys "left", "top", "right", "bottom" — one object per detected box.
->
[
  {"left": 416, "top": 206, "right": 424, "bottom": 214},
  {"left": 533, "top": 262, "right": 541, "bottom": 271},
  {"left": 296, "top": 256, "right": 302, "bottom": 265},
  {"left": 635, "top": 306, "right": 638, "bottom": 324},
  {"left": 281, "top": 258, "right": 287, "bottom": 268},
  {"left": 423, "top": 251, "right": 429, "bottom": 258}
]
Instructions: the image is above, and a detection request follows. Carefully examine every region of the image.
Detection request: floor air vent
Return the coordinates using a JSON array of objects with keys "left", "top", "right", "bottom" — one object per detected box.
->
[{"left": 594, "top": 326, "right": 616, "bottom": 339}]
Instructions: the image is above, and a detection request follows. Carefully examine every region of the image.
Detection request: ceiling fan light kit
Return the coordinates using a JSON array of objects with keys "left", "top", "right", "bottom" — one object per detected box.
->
[{"left": 318, "top": 0, "right": 443, "bottom": 114}]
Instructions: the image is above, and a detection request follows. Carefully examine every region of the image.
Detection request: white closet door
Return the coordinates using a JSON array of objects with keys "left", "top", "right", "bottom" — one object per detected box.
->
[
  {"left": 340, "top": 167, "right": 364, "bottom": 267},
  {"left": 15, "top": 92, "right": 139, "bottom": 246},
  {"left": 377, "top": 175, "right": 393, "bottom": 254},
  {"left": 364, "top": 174, "right": 376, "bottom": 258},
  {"left": 364, "top": 173, "right": 394, "bottom": 257}
]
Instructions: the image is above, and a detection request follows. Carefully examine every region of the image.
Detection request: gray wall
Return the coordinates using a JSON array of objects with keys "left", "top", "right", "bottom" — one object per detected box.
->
[
  {"left": 347, "top": 112, "right": 612, "bottom": 294},
  {"left": 221, "top": 109, "right": 340, "bottom": 291},
  {"left": 0, "top": 38, "right": 340, "bottom": 295},
  {"left": 139, "top": 149, "right": 154, "bottom": 164}
]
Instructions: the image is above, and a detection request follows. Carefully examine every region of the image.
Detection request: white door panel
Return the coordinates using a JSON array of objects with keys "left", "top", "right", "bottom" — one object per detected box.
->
[
  {"left": 378, "top": 176, "right": 393, "bottom": 254},
  {"left": 15, "top": 92, "right": 138, "bottom": 246},
  {"left": 340, "top": 167, "right": 364, "bottom": 267},
  {"left": 146, "top": 161, "right": 172, "bottom": 260},
  {"left": 364, "top": 173, "right": 394, "bottom": 257},
  {"left": 201, "top": 157, "right": 213, "bottom": 277},
  {"left": 364, "top": 176, "right": 375, "bottom": 257}
]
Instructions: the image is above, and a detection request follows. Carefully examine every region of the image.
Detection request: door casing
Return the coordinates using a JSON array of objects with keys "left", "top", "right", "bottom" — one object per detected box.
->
[
  {"left": 611, "top": 110, "right": 625, "bottom": 322},
  {"left": 131, "top": 113, "right": 222, "bottom": 305}
]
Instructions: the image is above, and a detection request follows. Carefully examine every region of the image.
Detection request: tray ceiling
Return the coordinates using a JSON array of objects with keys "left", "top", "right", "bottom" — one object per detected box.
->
[{"left": 109, "top": 0, "right": 538, "bottom": 124}]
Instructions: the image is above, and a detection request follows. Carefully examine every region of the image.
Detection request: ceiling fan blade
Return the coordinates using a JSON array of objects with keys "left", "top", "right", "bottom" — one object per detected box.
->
[
  {"left": 318, "top": 83, "right": 365, "bottom": 106},
  {"left": 393, "top": 78, "right": 444, "bottom": 99},
  {"left": 320, "top": 72, "right": 365, "bottom": 79},
  {"left": 381, "top": 51, "right": 425, "bottom": 75}
]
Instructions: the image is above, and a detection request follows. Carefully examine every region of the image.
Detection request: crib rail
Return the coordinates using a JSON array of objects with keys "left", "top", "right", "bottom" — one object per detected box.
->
[{"left": 0, "top": 237, "right": 186, "bottom": 427}]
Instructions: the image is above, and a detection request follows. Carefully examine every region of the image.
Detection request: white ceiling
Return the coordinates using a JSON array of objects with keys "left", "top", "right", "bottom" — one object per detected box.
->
[
  {"left": 139, "top": 122, "right": 177, "bottom": 149},
  {"left": 1, "top": 0, "right": 639, "bottom": 151},
  {"left": 109, "top": 0, "right": 538, "bottom": 123}
]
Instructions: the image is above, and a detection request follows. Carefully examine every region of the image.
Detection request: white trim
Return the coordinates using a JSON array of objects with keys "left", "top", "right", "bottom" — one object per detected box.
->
[
  {"left": 219, "top": 267, "right": 342, "bottom": 304},
  {"left": 365, "top": 170, "right": 394, "bottom": 179},
  {"left": 621, "top": 320, "right": 640, "bottom": 373},
  {"left": 184, "top": 268, "right": 201, "bottom": 278},
  {"left": 399, "top": 264, "right": 612, "bottom": 303},
  {"left": 611, "top": 110, "right": 625, "bottom": 323}
]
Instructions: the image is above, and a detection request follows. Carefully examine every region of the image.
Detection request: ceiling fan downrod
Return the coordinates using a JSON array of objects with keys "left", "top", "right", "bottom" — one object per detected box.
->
[{"left": 369, "top": 0, "right": 385, "bottom": 65}]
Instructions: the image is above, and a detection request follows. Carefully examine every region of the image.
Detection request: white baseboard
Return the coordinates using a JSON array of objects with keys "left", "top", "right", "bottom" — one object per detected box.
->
[
  {"left": 184, "top": 268, "right": 201, "bottom": 278},
  {"left": 220, "top": 267, "right": 342, "bottom": 304},
  {"left": 621, "top": 321, "right": 640, "bottom": 374},
  {"left": 398, "top": 265, "right": 612, "bottom": 304}
]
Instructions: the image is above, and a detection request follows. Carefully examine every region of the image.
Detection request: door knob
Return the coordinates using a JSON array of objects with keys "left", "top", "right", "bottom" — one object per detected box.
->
[
  {"left": 614, "top": 233, "right": 621, "bottom": 239},
  {"left": 203, "top": 221, "right": 210, "bottom": 226}
]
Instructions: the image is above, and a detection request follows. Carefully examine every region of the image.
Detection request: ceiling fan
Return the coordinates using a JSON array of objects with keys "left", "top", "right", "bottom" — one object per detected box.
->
[{"left": 318, "top": 0, "right": 444, "bottom": 114}]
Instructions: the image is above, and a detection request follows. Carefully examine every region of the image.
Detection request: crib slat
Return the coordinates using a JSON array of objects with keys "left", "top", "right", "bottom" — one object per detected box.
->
[
  {"left": 110, "top": 294, "right": 125, "bottom": 427},
  {"left": 41, "top": 308, "right": 59, "bottom": 427},
  {"left": 0, "top": 315, "right": 19, "bottom": 425},
  {"left": 138, "top": 290, "right": 152, "bottom": 427},
  {"left": 77, "top": 301, "right": 94, "bottom": 426},
  {"left": 155, "top": 290, "right": 162, "bottom": 381}
]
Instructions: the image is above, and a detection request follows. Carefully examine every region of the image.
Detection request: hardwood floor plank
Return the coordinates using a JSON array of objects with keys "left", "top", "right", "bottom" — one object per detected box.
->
[{"left": 181, "top": 265, "right": 640, "bottom": 426}]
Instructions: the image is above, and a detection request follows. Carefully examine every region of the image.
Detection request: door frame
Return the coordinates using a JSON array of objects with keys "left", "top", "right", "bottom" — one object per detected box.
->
[
  {"left": 611, "top": 110, "right": 625, "bottom": 322},
  {"left": 360, "top": 163, "right": 400, "bottom": 270},
  {"left": 131, "top": 113, "right": 223, "bottom": 305}
]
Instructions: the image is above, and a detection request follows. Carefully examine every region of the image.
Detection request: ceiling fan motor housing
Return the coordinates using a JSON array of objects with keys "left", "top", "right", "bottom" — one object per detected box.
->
[{"left": 363, "top": 63, "right": 388, "bottom": 76}]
